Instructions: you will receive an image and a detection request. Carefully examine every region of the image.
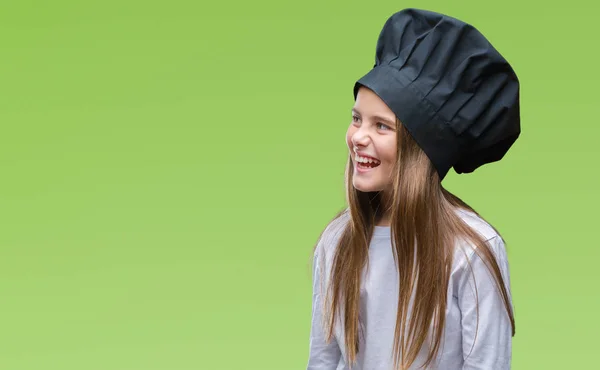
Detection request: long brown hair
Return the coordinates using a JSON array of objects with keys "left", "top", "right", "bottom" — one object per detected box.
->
[{"left": 314, "top": 118, "right": 515, "bottom": 369}]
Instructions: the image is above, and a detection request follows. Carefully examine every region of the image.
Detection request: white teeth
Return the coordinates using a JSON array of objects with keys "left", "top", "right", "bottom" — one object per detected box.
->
[{"left": 354, "top": 155, "right": 380, "bottom": 164}]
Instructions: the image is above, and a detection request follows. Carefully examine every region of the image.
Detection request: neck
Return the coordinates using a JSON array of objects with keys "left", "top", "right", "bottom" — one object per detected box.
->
[
  {"left": 375, "top": 190, "right": 392, "bottom": 226},
  {"left": 376, "top": 219, "right": 390, "bottom": 227},
  {"left": 375, "top": 209, "right": 391, "bottom": 226}
]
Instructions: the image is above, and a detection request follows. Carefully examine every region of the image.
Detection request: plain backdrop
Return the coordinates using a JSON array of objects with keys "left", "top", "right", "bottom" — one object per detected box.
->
[{"left": 0, "top": 1, "right": 598, "bottom": 369}]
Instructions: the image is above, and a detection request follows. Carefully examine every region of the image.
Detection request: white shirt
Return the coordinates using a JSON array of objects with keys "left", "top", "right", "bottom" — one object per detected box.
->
[{"left": 307, "top": 208, "right": 513, "bottom": 370}]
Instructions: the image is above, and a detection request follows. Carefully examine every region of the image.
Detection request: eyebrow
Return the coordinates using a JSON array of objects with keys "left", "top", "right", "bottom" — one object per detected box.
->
[{"left": 352, "top": 108, "right": 396, "bottom": 126}]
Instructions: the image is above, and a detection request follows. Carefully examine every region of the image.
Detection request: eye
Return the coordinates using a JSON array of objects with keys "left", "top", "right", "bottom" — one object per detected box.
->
[
  {"left": 377, "top": 122, "right": 391, "bottom": 130},
  {"left": 352, "top": 115, "right": 360, "bottom": 124}
]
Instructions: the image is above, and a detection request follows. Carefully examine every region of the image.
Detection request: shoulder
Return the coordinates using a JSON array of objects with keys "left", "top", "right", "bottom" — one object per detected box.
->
[
  {"left": 314, "top": 208, "right": 350, "bottom": 263},
  {"left": 454, "top": 208, "right": 499, "bottom": 242},
  {"left": 452, "top": 208, "right": 509, "bottom": 267}
]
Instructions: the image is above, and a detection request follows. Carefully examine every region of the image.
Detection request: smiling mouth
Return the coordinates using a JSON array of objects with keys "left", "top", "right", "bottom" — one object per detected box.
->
[
  {"left": 355, "top": 159, "right": 381, "bottom": 170},
  {"left": 357, "top": 161, "right": 380, "bottom": 169},
  {"left": 354, "top": 154, "right": 381, "bottom": 169}
]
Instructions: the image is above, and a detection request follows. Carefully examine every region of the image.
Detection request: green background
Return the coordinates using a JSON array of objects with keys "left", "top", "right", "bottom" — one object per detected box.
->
[{"left": 1, "top": 0, "right": 598, "bottom": 369}]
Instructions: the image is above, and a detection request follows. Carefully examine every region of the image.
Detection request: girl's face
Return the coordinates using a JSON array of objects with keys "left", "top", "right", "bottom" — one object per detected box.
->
[{"left": 346, "top": 86, "right": 398, "bottom": 193}]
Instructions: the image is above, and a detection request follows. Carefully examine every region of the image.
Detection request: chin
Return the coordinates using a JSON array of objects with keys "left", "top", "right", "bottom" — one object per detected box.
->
[{"left": 352, "top": 179, "right": 384, "bottom": 193}]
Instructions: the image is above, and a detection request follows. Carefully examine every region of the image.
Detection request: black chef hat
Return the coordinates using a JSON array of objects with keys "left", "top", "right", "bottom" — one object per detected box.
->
[{"left": 353, "top": 8, "right": 520, "bottom": 180}]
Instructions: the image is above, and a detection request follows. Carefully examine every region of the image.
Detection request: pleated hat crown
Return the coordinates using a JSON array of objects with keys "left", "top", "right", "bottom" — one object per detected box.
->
[{"left": 354, "top": 8, "right": 520, "bottom": 180}]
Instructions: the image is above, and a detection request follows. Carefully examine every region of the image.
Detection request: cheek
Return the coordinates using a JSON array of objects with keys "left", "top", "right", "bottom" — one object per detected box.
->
[
  {"left": 382, "top": 140, "right": 397, "bottom": 165},
  {"left": 345, "top": 126, "right": 356, "bottom": 149}
]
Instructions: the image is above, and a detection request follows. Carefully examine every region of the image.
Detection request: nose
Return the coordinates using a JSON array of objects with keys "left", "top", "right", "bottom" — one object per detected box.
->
[{"left": 351, "top": 126, "right": 371, "bottom": 149}]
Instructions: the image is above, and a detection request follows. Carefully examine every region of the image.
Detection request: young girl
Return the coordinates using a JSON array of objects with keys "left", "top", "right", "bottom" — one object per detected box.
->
[{"left": 307, "top": 9, "right": 519, "bottom": 370}]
